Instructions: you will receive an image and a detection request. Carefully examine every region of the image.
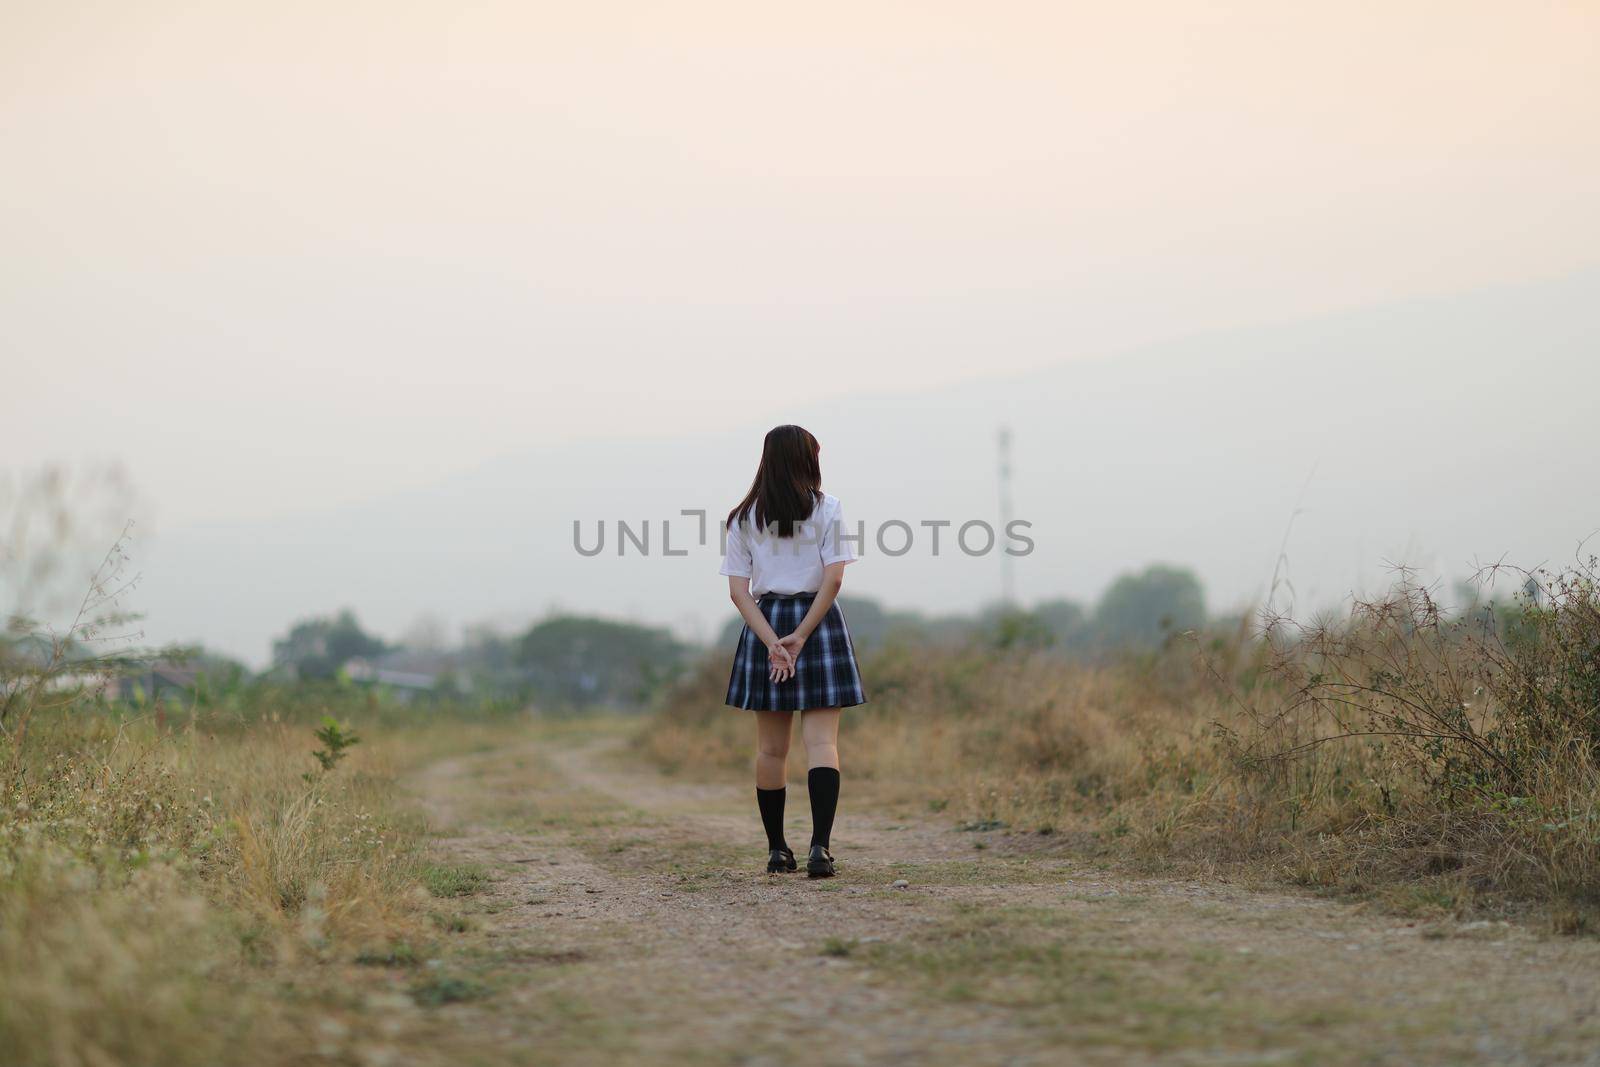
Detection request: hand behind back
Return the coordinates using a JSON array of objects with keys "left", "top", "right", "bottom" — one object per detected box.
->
[{"left": 767, "top": 639, "right": 796, "bottom": 683}]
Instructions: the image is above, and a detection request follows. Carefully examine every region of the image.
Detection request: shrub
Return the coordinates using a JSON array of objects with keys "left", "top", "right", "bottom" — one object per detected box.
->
[{"left": 1227, "top": 562, "right": 1600, "bottom": 907}]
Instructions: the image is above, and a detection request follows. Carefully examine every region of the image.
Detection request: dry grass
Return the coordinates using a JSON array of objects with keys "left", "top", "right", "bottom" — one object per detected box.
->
[
  {"left": 640, "top": 567, "right": 1600, "bottom": 925},
  {"left": 1211, "top": 566, "right": 1600, "bottom": 918},
  {"left": 0, "top": 707, "right": 522, "bottom": 1067},
  {"left": 638, "top": 638, "right": 1241, "bottom": 869}
]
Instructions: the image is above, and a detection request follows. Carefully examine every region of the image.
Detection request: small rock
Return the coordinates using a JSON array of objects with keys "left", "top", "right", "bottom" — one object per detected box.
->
[{"left": 891, "top": 879, "right": 910, "bottom": 889}]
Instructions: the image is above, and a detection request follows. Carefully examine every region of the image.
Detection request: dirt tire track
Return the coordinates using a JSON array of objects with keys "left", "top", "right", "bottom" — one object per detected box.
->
[{"left": 412, "top": 733, "right": 1600, "bottom": 1066}]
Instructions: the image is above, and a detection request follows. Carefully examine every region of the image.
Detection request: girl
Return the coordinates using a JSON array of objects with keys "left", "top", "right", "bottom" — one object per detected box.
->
[{"left": 720, "top": 424, "right": 865, "bottom": 878}]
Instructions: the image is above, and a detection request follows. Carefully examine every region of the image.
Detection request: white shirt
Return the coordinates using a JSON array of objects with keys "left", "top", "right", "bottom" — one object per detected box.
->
[{"left": 719, "top": 493, "right": 857, "bottom": 596}]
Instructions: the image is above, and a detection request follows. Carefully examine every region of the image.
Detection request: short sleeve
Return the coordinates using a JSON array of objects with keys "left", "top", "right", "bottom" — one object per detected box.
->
[
  {"left": 719, "top": 516, "right": 753, "bottom": 578},
  {"left": 819, "top": 497, "right": 858, "bottom": 567}
]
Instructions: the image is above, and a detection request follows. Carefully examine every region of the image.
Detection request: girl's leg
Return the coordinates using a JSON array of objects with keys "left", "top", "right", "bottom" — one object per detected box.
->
[
  {"left": 754, "top": 710, "right": 793, "bottom": 789},
  {"left": 799, "top": 707, "right": 841, "bottom": 771},
  {"left": 754, "top": 711, "right": 793, "bottom": 855},
  {"left": 800, "top": 708, "right": 842, "bottom": 851}
]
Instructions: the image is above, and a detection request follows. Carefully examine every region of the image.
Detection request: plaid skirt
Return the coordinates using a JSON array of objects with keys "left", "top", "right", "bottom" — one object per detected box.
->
[{"left": 725, "top": 593, "right": 867, "bottom": 712}]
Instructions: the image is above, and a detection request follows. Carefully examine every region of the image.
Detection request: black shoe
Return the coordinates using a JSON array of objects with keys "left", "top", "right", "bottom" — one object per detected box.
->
[
  {"left": 766, "top": 847, "right": 797, "bottom": 873},
  {"left": 806, "top": 844, "right": 835, "bottom": 879}
]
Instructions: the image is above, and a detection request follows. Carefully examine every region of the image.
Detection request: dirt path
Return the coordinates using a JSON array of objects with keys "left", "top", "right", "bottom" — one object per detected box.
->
[{"left": 409, "top": 729, "right": 1600, "bottom": 1067}]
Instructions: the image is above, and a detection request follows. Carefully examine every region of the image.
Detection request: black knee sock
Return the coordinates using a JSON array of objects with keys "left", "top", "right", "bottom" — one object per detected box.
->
[
  {"left": 756, "top": 787, "right": 788, "bottom": 852},
  {"left": 808, "top": 767, "right": 840, "bottom": 849}
]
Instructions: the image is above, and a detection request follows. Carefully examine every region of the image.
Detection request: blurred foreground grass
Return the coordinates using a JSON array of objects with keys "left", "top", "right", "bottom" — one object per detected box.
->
[{"left": 0, "top": 702, "right": 529, "bottom": 1067}]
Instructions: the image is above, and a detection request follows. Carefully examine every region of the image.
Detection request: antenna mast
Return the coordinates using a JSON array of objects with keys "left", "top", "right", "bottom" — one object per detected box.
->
[{"left": 998, "top": 425, "right": 1015, "bottom": 607}]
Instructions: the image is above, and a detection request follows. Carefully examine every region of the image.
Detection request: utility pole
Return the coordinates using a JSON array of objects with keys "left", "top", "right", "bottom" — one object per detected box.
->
[{"left": 998, "top": 425, "right": 1015, "bottom": 608}]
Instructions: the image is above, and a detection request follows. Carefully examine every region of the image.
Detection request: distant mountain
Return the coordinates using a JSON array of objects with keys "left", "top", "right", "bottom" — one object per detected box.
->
[{"left": 141, "top": 268, "right": 1600, "bottom": 664}]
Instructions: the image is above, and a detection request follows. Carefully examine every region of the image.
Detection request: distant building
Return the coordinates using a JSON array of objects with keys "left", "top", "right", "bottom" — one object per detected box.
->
[
  {"left": 116, "top": 662, "right": 206, "bottom": 703},
  {"left": 343, "top": 649, "right": 458, "bottom": 702}
]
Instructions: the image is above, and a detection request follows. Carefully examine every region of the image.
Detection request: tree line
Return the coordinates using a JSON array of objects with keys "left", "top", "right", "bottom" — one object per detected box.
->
[{"left": 259, "top": 563, "right": 1210, "bottom": 710}]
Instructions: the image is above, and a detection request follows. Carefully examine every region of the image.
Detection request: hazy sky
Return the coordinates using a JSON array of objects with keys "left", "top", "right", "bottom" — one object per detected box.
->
[{"left": 5, "top": 2, "right": 1600, "bottom": 657}]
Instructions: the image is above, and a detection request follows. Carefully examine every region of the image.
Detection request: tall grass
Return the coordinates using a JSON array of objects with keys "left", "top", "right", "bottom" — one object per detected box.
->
[
  {"left": 641, "top": 564, "right": 1600, "bottom": 922},
  {"left": 639, "top": 634, "right": 1238, "bottom": 833},
  {"left": 0, "top": 705, "right": 476, "bottom": 1067},
  {"left": 1217, "top": 564, "right": 1600, "bottom": 917}
]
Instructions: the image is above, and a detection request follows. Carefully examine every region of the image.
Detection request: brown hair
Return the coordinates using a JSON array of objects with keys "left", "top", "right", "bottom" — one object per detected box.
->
[{"left": 727, "top": 424, "right": 823, "bottom": 538}]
